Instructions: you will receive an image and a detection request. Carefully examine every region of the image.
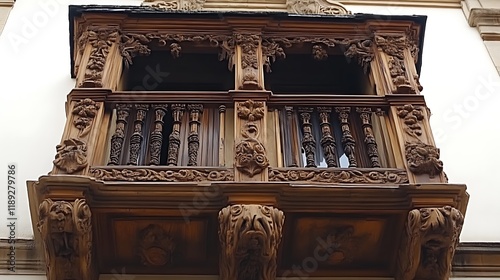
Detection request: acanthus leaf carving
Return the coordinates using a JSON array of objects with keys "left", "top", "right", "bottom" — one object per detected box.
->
[
  {"left": 397, "top": 104, "right": 425, "bottom": 139},
  {"left": 218, "top": 204, "right": 284, "bottom": 280},
  {"left": 286, "top": 0, "right": 351, "bottom": 15},
  {"left": 235, "top": 123, "right": 269, "bottom": 177},
  {"left": 37, "top": 199, "right": 93, "bottom": 280},
  {"left": 72, "top": 98, "right": 100, "bottom": 138},
  {"left": 269, "top": 168, "right": 409, "bottom": 184},
  {"left": 397, "top": 206, "right": 464, "bottom": 280},
  {"left": 344, "top": 39, "right": 374, "bottom": 73},
  {"left": 137, "top": 224, "right": 175, "bottom": 266},
  {"left": 235, "top": 33, "right": 261, "bottom": 90},
  {"left": 405, "top": 141, "right": 443, "bottom": 178},
  {"left": 237, "top": 99, "right": 265, "bottom": 122},
  {"left": 78, "top": 27, "right": 119, "bottom": 88},
  {"left": 90, "top": 168, "right": 234, "bottom": 182},
  {"left": 53, "top": 138, "right": 88, "bottom": 174}
]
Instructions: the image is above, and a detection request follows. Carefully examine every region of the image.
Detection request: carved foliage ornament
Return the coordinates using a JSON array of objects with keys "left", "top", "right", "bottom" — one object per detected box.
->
[
  {"left": 237, "top": 99, "right": 265, "bottom": 122},
  {"left": 287, "top": 0, "right": 351, "bottom": 15},
  {"left": 72, "top": 98, "right": 100, "bottom": 137},
  {"left": 219, "top": 204, "right": 284, "bottom": 280},
  {"left": 397, "top": 104, "right": 424, "bottom": 139},
  {"left": 235, "top": 33, "right": 261, "bottom": 89},
  {"left": 236, "top": 123, "right": 269, "bottom": 178},
  {"left": 53, "top": 138, "right": 88, "bottom": 174},
  {"left": 397, "top": 206, "right": 464, "bottom": 280},
  {"left": 405, "top": 141, "right": 443, "bottom": 178},
  {"left": 90, "top": 168, "right": 234, "bottom": 182},
  {"left": 137, "top": 224, "right": 175, "bottom": 266},
  {"left": 37, "top": 199, "right": 92, "bottom": 280},
  {"left": 269, "top": 168, "right": 409, "bottom": 184},
  {"left": 141, "top": 0, "right": 205, "bottom": 11}
]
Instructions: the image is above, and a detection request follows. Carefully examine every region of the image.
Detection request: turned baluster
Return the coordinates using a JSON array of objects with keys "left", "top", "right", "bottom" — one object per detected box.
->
[
  {"left": 108, "top": 104, "right": 132, "bottom": 165},
  {"left": 128, "top": 104, "right": 149, "bottom": 165},
  {"left": 285, "top": 106, "right": 300, "bottom": 167},
  {"left": 299, "top": 107, "right": 317, "bottom": 168},
  {"left": 148, "top": 104, "right": 168, "bottom": 165},
  {"left": 218, "top": 105, "right": 226, "bottom": 167},
  {"left": 167, "top": 104, "right": 185, "bottom": 166},
  {"left": 187, "top": 104, "right": 203, "bottom": 166},
  {"left": 318, "top": 107, "right": 338, "bottom": 167},
  {"left": 335, "top": 107, "right": 357, "bottom": 167},
  {"left": 356, "top": 107, "right": 381, "bottom": 168}
]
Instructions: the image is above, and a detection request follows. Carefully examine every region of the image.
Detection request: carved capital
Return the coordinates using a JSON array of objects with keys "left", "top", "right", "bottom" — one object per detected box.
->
[
  {"left": 286, "top": 0, "right": 351, "bottom": 15},
  {"left": 405, "top": 141, "right": 443, "bottom": 178},
  {"left": 218, "top": 204, "right": 284, "bottom": 280},
  {"left": 53, "top": 138, "right": 88, "bottom": 174},
  {"left": 37, "top": 199, "right": 93, "bottom": 280},
  {"left": 397, "top": 206, "right": 464, "bottom": 280}
]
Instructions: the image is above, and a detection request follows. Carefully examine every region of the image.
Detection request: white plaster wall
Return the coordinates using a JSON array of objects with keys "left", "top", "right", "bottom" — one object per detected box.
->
[{"left": 0, "top": 1, "right": 499, "bottom": 242}]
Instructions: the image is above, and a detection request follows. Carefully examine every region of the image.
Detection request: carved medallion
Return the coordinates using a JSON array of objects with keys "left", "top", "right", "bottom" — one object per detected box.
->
[
  {"left": 405, "top": 141, "right": 443, "bottom": 178},
  {"left": 286, "top": 0, "right": 351, "bottom": 15},
  {"left": 53, "top": 138, "right": 88, "bottom": 174},
  {"left": 219, "top": 204, "right": 284, "bottom": 280},
  {"left": 72, "top": 98, "right": 100, "bottom": 137},
  {"left": 37, "top": 199, "right": 93, "bottom": 280},
  {"left": 397, "top": 206, "right": 464, "bottom": 280},
  {"left": 235, "top": 123, "right": 269, "bottom": 177},
  {"left": 137, "top": 224, "right": 175, "bottom": 266}
]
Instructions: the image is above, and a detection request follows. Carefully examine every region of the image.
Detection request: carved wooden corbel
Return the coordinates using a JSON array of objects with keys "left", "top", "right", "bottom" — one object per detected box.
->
[
  {"left": 397, "top": 206, "right": 464, "bottom": 280},
  {"left": 235, "top": 33, "right": 263, "bottom": 90},
  {"left": 218, "top": 204, "right": 284, "bottom": 280},
  {"left": 53, "top": 138, "right": 88, "bottom": 174},
  {"left": 405, "top": 141, "right": 443, "bottom": 179},
  {"left": 38, "top": 199, "right": 94, "bottom": 280},
  {"left": 286, "top": 0, "right": 351, "bottom": 15}
]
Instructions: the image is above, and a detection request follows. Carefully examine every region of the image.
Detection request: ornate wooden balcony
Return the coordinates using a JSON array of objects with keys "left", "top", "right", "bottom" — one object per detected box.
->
[{"left": 27, "top": 4, "right": 469, "bottom": 280}]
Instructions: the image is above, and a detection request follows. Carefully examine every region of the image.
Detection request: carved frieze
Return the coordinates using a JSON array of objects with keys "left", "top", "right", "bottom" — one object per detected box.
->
[
  {"left": 397, "top": 104, "right": 425, "bottom": 139},
  {"left": 141, "top": 0, "right": 205, "bottom": 11},
  {"left": 268, "top": 168, "right": 409, "bottom": 184},
  {"left": 78, "top": 27, "right": 119, "bottom": 88},
  {"left": 405, "top": 141, "right": 443, "bottom": 178},
  {"left": 218, "top": 204, "right": 284, "bottom": 280},
  {"left": 137, "top": 224, "right": 175, "bottom": 266},
  {"left": 235, "top": 123, "right": 269, "bottom": 177},
  {"left": 53, "top": 138, "right": 88, "bottom": 174},
  {"left": 90, "top": 168, "right": 234, "bottom": 182},
  {"left": 235, "top": 33, "right": 261, "bottom": 90},
  {"left": 37, "top": 199, "right": 93, "bottom": 280},
  {"left": 397, "top": 206, "right": 464, "bottom": 280},
  {"left": 286, "top": 0, "right": 351, "bottom": 15},
  {"left": 72, "top": 98, "right": 100, "bottom": 137}
]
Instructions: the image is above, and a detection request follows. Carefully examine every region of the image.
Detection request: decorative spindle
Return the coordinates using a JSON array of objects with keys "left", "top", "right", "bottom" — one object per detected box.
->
[
  {"left": 318, "top": 107, "right": 338, "bottom": 167},
  {"left": 167, "top": 104, "right": 185, "bottom": 166},
  {"left": 298, "top": 107, "right": 316, "bottom": 168},
  {"left": 108, "top": 104, "right": 131, "bottom": 165},
  {"left": 285, "top": 106, "right": 299, "bottom": 167},
  {"left": 128, "top": 104, "right": 149, "bottom": 165},
  {"left": 335, "top": 107, "right": 357, "bottom": 167},
  {"left": 219, "top": 105, "right": 226, "bottom": 167},
  {"left": 356, "top": 108, "right": 381, "bottom": 168},
  {"left": 148, "top": 104, "right": 168, "bottom": 165},
  {"left": 187, "top": 104, "right": 203, "bottom": 166}
]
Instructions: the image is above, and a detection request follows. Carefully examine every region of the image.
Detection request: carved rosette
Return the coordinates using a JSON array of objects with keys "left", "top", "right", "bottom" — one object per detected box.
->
[
  {"left": 286, "top": 0, "right": 351, "bottom": 15},
  {"left": 235, "top": 33, "right": 262, "bottom": 90},
  {"left": 90, "top": 168, "right": 234, "bottom": 182},
  {"left": 37, "top": 199, "right": 93, "bottom": 280},
  {"left": 397, "top": 206, "right": 464, "bottom": 280},
  {"left": 78, "top": 27, "right": 119, "bottom": 88},
  {"left": 405, "top": 141, "right": 443, "bottom": 178},
  {"left": 137, "top": 224, "right": 175, "bottom": 266},
  {"left": 269, "top": 168, "right": 409, "bottom": 184},
  {"left": 218, "top": 204, "right": 284, "bottom": 280},
  {"left": 397, "top": 104, "right": 425, "bottom": 139},
  {"left": 237, "top": 100, "right": 265, "bottom": 122},
  {"left": 72, "top": 98, "right": 100, "bottom": 137},
  {"left": 53, "top": 138, "right": 88, "bottom": 174},
  {"left": 375, "top": 35, "right": 416, "bottom": 94}
]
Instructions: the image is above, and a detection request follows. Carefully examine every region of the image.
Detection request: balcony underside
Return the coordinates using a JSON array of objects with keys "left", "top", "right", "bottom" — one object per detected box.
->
[{"left": 29, "top": 174, "right": 468, "bottom": 278}]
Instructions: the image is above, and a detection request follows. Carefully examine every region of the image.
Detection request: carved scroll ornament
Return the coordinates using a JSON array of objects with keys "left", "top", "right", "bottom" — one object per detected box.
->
[
  {"left": 90, "top": 168, "right": 234, "bottom": 182},
  {"left": 72, "top": 98, "right": 100, "bottom": 137},
  {"left": 235, "top": 123, "right": 269, "bottom": 177},
  {"left": 405, "top": 141, "right": 443, "bottom": 178},
  {"left": 287, "top": 0, "right": 351, "bottom": 15},
  {"left": 53, "top": 138, "right": 88, "bottom": 174},
  {"left": 141, "top": 0, "right": 205, "bottom": 11},
  {"left": 37, "top": 199, "right": 93, "bottom": 280},
  {"left": 269, "top": 168, "right": 409, "bottom": 184},
  {"left": 397, "top": 206, "right": 464, "bottom": 280},
  {"left": 137, "top": 224, "right": 175, "bottom": 266},
  {"left": 219, "top": 204, "right": 284, "bottom": 280}
]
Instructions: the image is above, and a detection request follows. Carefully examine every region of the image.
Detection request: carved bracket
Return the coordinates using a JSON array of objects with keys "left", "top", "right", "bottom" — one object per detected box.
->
[
  {"left": 397, "top": 206, "right": 464, "bottom": 280},
  {"left": 405, "top": 141, "right": 443, "bottom": 178},
  {"left": 219, "top": 204, "right": 284, "bottom": 280},
  {"left": 53, "top": 138, "right": 88, "bottom": 174},
  {"left": 37, "top": 199, "right": 93, "bottom": 280}
]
